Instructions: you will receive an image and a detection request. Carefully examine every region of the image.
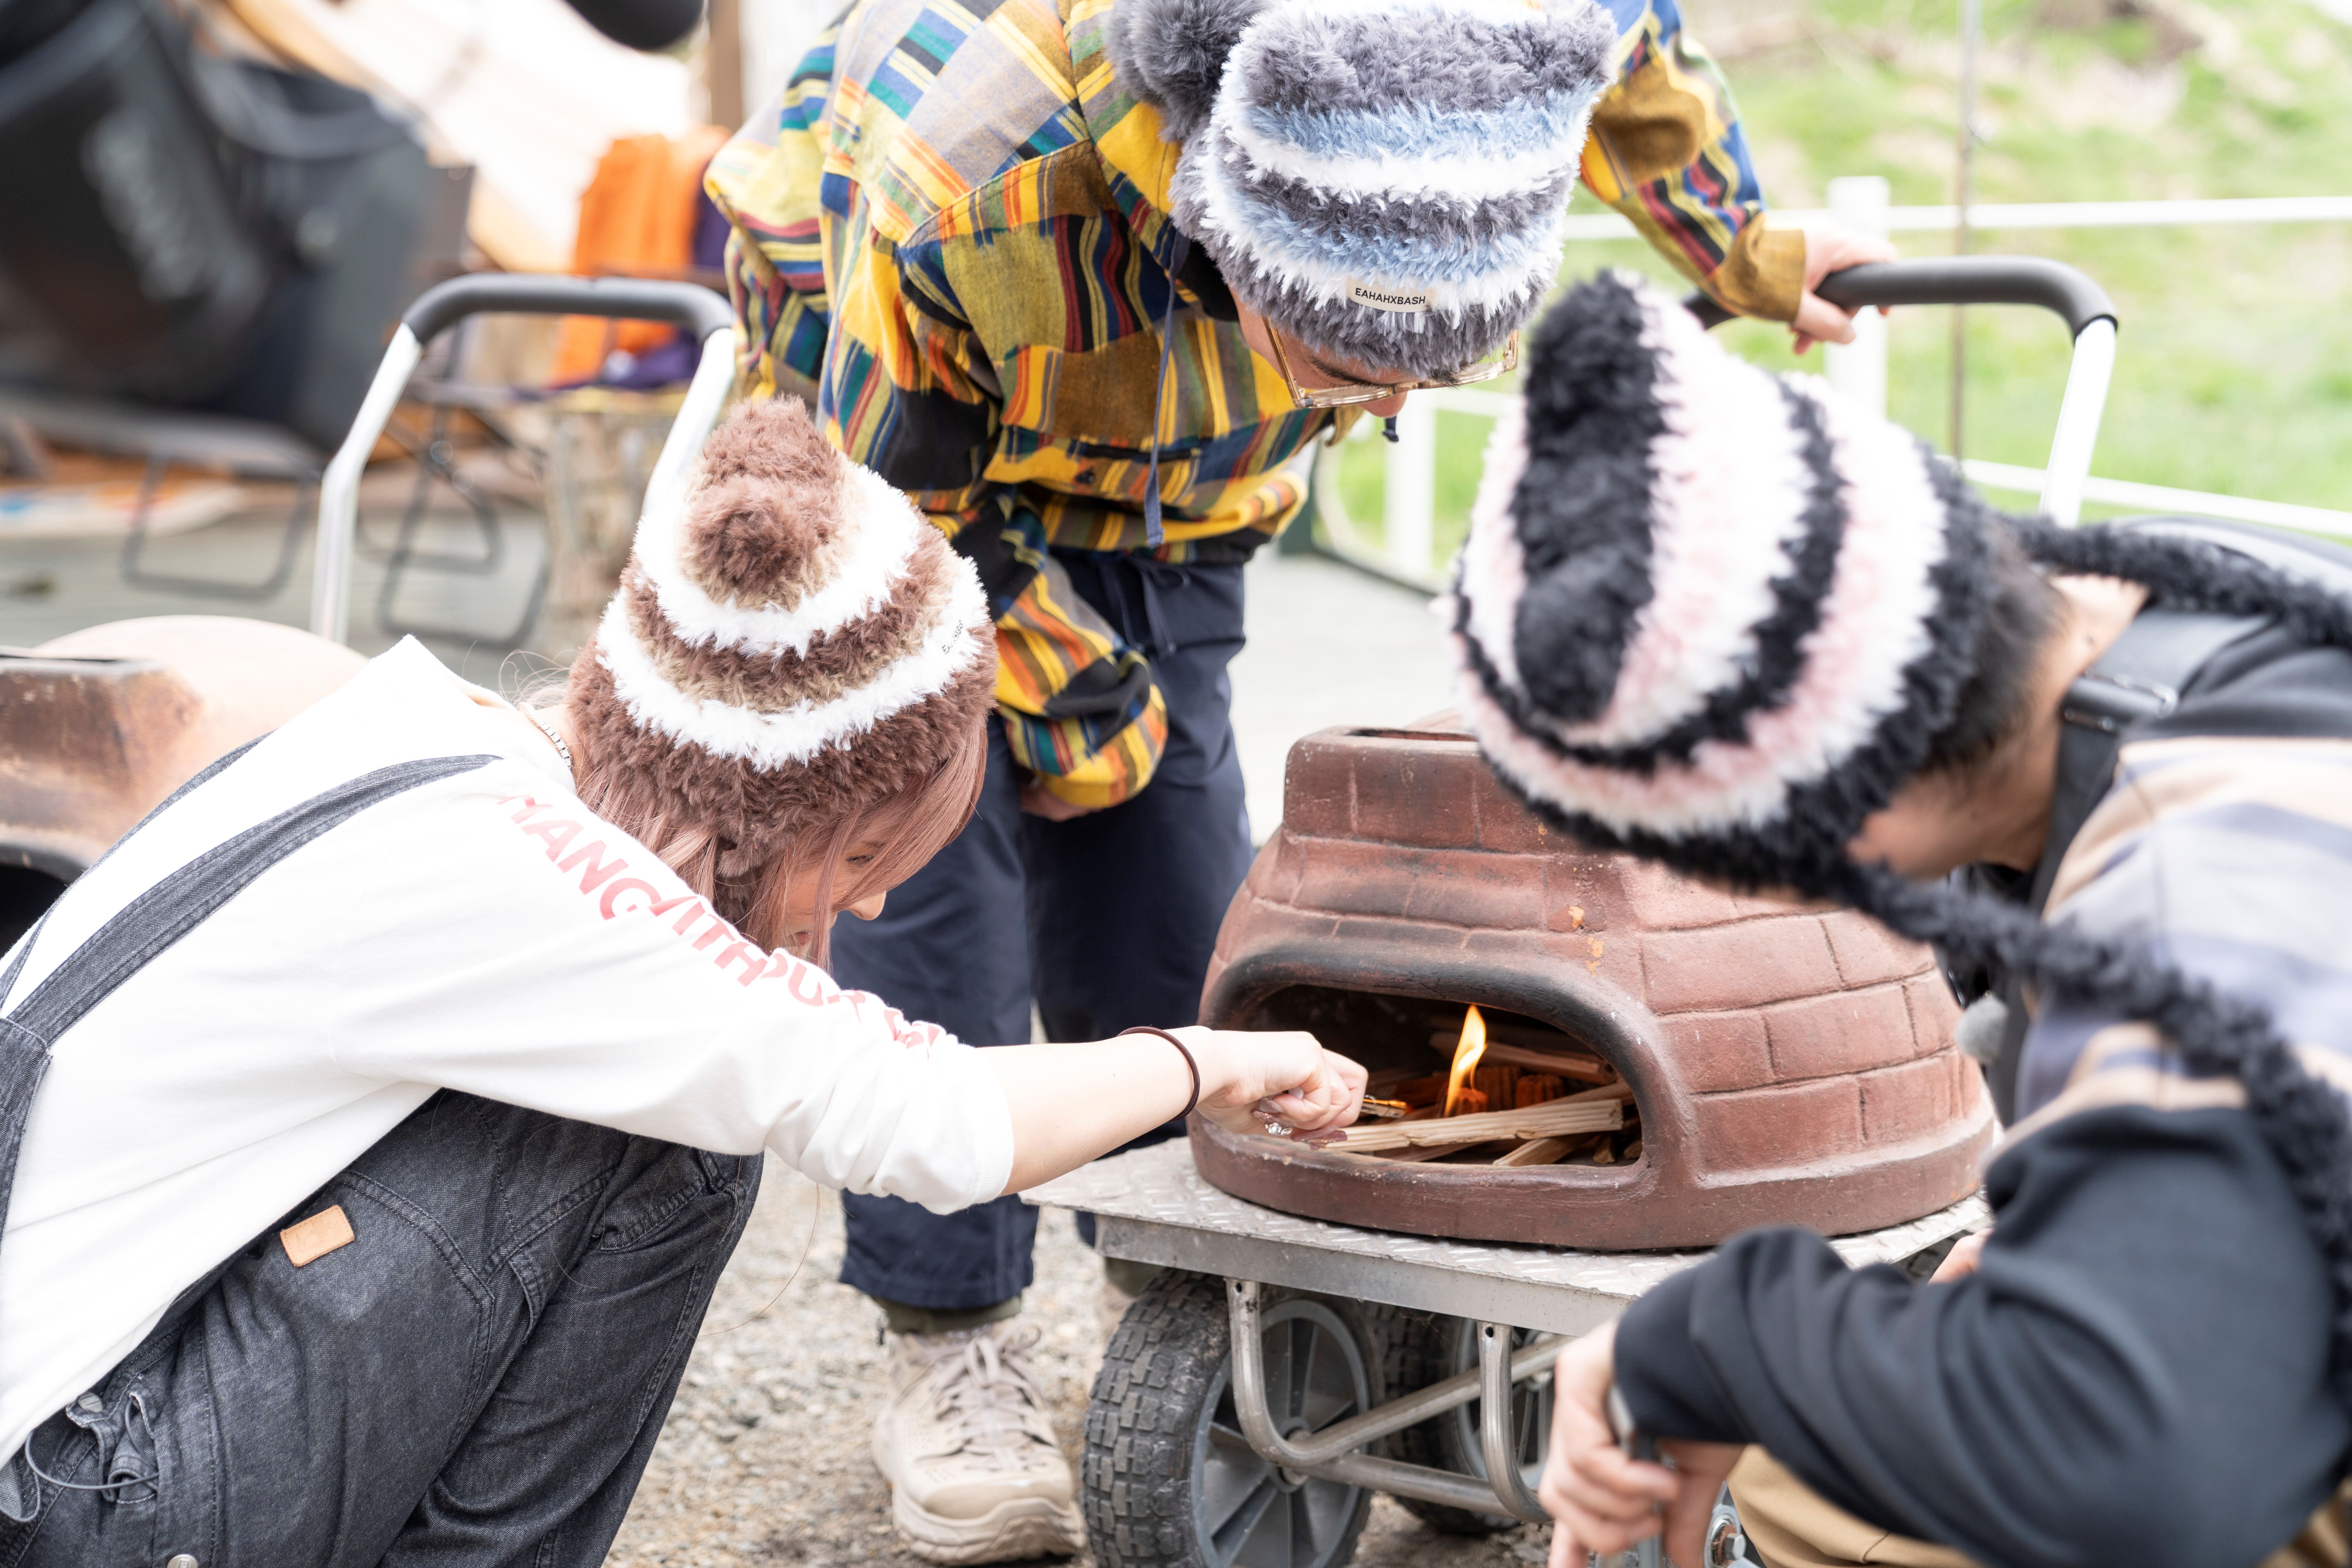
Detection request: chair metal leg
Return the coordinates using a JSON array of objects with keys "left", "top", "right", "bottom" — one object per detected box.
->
[
  {"left": 121, "top": 458, "right": 310, "bottom": 601},
  {"left": 364, "top": 403, "right": 550, "bottom": 652},
  {"left": 358, "top": 408, "right": 504, "bottom": 573}
]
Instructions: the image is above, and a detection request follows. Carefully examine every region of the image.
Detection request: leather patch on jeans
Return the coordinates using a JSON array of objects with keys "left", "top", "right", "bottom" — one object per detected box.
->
[{"left": 280, "top": 1205, "right": 356, "bottom": 1267}]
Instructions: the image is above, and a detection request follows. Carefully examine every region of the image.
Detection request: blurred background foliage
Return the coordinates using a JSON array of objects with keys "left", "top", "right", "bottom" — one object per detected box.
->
[{"left": 1333, "top": 0, "right": 2352, "bottom": 558}]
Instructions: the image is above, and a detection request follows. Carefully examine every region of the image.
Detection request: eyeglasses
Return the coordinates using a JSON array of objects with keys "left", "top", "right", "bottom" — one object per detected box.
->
[{"left": 1266, "top": 331, "right": 1520, "bottom": 410}]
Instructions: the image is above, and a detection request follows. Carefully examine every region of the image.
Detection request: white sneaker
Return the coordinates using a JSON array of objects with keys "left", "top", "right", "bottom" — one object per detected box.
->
[{"left": 871, "top": 1320, "right": 1085, "bottom": 1563}]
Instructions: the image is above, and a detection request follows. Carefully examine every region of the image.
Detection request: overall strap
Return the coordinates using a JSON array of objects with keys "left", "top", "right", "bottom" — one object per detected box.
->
[
  {"left": 0, "top": 735, "right": 266, "bottom": 1014},
  {"left": 0, "top": 754, "right": 496, "bottom": 1226}
]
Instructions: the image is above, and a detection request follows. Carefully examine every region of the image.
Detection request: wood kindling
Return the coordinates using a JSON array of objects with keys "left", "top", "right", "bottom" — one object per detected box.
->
[{"left": 1331, "top": 1082, "right": 1628, "bottom": 1154}]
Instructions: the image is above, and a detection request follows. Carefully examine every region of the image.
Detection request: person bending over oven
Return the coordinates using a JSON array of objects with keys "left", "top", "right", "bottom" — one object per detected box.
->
[{"left": 1449, "top": 270, "right": 2352, "bottom": 1568}]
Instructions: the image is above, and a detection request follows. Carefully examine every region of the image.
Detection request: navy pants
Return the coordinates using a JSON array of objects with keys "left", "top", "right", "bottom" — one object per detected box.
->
[
  {"left": 0, "top": 1091, "right": 759, "bottom": 1568},
  {"left": 830, "top": 553, "right": 1255, "bottom": 1312}
]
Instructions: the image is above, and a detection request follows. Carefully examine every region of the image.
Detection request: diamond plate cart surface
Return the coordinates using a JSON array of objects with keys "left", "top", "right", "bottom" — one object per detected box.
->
[
  {"left": 1027, "top": 1140, "right": 1984, "bottom": 1560},
  {"left": 1028, "top": 1139, "right": 1984, "bottom": 1337}
]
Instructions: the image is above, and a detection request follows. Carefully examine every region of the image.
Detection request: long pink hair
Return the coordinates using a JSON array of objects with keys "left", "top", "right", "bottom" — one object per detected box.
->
[{"left": 556, "top": 707, "right": 988, "bottom": 968}]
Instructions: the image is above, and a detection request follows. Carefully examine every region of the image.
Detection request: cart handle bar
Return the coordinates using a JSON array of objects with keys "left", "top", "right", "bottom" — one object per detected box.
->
[
  {"left": 1684, "top": 254, "right": 2118, "bottom": 527},
  {"left": 311, "top": 275, "right": 740, "bottom": 645},
  {"left": 1685, "top": 255, "right": 2117, "bottom": 339},
  {"left": 1815, "top": 256, "right": 2117, "bottom": 339},
  {"left": 401, "top": 273, "right": 737, "bottom": 346}
]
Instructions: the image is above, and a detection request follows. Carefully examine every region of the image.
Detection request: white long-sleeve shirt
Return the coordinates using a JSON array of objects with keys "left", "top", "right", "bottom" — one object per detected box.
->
[{"left": 0, "top": 638, "right": 1014, "bottom": 1466}]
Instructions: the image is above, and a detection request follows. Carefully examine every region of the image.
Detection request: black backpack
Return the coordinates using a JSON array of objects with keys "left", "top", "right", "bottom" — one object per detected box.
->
[{"left": 1950, "top": 516, "right": 2352, "bottom": 1120}]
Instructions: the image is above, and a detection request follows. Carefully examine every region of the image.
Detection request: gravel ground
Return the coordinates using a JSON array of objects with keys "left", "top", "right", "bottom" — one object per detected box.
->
[{"left": 606, "top": 1158, "right": 1548, "bottom": 1568}]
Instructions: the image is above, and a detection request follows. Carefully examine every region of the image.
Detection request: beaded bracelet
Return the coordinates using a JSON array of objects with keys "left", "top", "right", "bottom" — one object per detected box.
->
[{"left": 1118, "top": 1026, "right": 1201, "bottom": 1120}]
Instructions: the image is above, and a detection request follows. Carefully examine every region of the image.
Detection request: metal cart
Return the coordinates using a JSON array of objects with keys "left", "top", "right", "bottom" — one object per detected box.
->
[
  {"left": 1028, "top": 255, "right": 2122, "bottom": 1568},
  {"left": 1030, "top": 1140, "right": 1984, "bottom": 1568}
]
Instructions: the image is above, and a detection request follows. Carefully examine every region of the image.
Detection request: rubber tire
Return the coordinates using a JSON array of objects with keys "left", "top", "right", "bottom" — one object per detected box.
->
[
  {"left": 1365, "top": 1307, "right": 1542, "bottom": 1537},
  {"left": 1082, "top": 1269, "right": 1379, "bottom": 1568}
]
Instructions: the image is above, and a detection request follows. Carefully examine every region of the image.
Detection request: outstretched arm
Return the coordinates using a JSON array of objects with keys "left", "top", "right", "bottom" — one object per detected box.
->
[{"left": 987, "top": 1027, "right": 1365, "bottom": 1195}]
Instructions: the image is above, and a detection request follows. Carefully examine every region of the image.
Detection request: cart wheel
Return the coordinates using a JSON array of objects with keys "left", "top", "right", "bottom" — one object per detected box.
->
[
  {"left": 1369, "top": 1309, "right": 1552, "bottom": 1536},
  {"left": 1083, "top": 1270, "right": 1378, "bottom": 1568}
]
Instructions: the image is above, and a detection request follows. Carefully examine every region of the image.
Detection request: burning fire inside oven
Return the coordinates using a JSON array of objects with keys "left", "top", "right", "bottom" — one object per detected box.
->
[
  {"left": 1217, "top": 983, "right": 1653, "bottom": 1171},
  {"left": 1348, "top": 1004, "right": 1646, "bottom": 1170}
]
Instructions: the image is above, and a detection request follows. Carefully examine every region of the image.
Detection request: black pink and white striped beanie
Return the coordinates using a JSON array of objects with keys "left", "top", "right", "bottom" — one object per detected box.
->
[
  {"left": 1111, "top": 0, "right": 1618, "bottom": 381},
  {"left": 566, "top": 399, "right": 995, "bottom": 877},
  {"left": 1456, "top": 269, "right": 2352, "bottom": 1395},
  {"left": 1449, "top": 270, "right": 2000, "bottom": 891}
]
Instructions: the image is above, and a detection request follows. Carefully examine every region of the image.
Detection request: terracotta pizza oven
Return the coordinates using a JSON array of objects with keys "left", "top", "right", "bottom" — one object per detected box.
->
[
  {"left": 1, "top": 618, "right": 364, "bottom": 950},
  {"left": 1192, "top": 719, "right": 1996, "bottom": 1251}
]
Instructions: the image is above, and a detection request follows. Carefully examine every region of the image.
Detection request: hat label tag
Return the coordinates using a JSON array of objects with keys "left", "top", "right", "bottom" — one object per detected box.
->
[{"left": 1348, "top": 280, "right": 1431, "bottom": 314}]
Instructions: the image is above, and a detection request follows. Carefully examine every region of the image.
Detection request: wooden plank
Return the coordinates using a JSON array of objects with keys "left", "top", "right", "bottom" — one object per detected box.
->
[
  {"left": 1492, "top": 1136, "right": 1580, "bottom": 1168},
  {"left": 1335, "top": 1096, "right": 1622, "bottom": 1154}
]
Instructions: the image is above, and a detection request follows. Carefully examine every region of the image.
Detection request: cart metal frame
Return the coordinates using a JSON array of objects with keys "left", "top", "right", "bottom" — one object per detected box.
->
[
  {"left": 309, "top": 274, "right": 738, "bottom": 647},
  {"left": 1030, "top": 1139, "right": 1985, "bottom": 1528}
]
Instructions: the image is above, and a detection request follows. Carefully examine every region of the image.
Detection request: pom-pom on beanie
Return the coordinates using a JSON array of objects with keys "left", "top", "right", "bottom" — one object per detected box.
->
[
  {"left": 566, "top": 399, "right": 996, "bottom": 879},
  {"left": 1114, "top": 0, "right": 1617, "bottom": 382}
]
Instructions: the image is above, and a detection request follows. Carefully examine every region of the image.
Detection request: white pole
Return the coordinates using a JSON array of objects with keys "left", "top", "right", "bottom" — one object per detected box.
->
[
  {"left": 311, "top": 326, "right": 424, "bottom": 645},
  {"left": 2038, "top": 318, "right": 2115, "bottom": 527},
  {"left": 1822, "top": 176, "right": 1891, "bottom": 419},
  {"left": 639, "top": 328, "right": 743, "bottom": 524},
  {"left": 1384, "top": 399, "right": 1437, "bottom": 586}
]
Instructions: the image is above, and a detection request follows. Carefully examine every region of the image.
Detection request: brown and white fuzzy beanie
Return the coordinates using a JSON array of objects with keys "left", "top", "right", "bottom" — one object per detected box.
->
[{"left": 565, "top": 399, "right": 995, "bottom": 877}]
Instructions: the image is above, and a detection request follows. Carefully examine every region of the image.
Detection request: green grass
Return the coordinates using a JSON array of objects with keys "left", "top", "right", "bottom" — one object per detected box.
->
[{"left": 1323, "top": 0, "right": 2352, "bottom": 570}]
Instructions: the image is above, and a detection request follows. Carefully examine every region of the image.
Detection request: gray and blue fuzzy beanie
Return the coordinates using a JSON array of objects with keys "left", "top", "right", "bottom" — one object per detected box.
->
[{"left": 1108, "top": 0, "right": 1618, "bottom": 381}]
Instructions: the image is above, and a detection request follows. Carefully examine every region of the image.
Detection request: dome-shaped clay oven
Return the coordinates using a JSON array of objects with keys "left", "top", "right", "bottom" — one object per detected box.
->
[{"left": 1193, "top": 720, "right": 1995, "bottom": 1250}]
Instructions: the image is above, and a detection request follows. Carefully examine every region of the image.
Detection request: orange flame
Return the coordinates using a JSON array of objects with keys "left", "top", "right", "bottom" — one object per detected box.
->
[{"left": 1443, "top": 1006, "right": 1488, "bottom": 1117}]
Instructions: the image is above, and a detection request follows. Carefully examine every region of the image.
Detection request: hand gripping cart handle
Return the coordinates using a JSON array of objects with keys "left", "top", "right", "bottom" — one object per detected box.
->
[
  {"left": 1694, "top": 254, "right": 2119, "bottom": 526},
  {"left": 307, "top": 274, "right": 742, "bottom": 647}
]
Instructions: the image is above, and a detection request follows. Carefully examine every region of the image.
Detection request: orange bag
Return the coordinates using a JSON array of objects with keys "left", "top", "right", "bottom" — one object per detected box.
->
[{"left": 550, "top": 126, "right": 729, "bottom": 386}]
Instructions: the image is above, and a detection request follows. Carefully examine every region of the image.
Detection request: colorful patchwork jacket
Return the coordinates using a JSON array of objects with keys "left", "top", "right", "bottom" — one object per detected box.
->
[{"left": 705, "top": 0, "right": 1803, "bottom": 807}]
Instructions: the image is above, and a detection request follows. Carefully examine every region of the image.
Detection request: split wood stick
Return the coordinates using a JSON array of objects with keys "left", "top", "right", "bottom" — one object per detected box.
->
[
  {"left": 1492, "top": 1136, "right": 1579, "bottom": 1168},
  {"left": 1336, "top": 1097, "right": 1622, "bottom": 1154},
  {"left": 1424, "top": 1034, "right": 1614, "bottom": 1082}
]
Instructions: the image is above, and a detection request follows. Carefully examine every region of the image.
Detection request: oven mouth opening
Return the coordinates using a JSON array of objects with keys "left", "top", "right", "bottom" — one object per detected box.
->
[
  {"left": 0, "top": 862, "right": 70, "bottom": 955},
  {"left": 1227, "top": 983, "right": 1644, "bottom": 1174}
]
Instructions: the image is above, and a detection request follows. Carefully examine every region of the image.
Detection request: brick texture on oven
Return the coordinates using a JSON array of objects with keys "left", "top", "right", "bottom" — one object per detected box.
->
[
  {"left": 1641, "top": 918, "right": 1845, "bottom": 1014},
  {"left": 1762, "top": 985, "right": 1922, "bottom": 1081},
  {"left": 1903, "top": 973, "right": 1964, "bottom": 1058},
  {"left": 1821, "top": 909, "right": 1938, "bottom": 988},
  {"left": 1857, "top": 1052, "right": 1980, "bottom": 1144},
  {"left": 1655, "top": 1011, "right": 1775, "bottom": 1094},
  {"left": 1690, "top": 1076, "right": 1867, "bottom": 1170}
]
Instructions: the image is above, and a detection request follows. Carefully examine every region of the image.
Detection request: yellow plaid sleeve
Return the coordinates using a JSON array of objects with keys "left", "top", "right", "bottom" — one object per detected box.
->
[
  {"left": 1583, "top": 1, "right": 1805, "bottom": 322},
  {"left": 990, "top": 555, "right": 1170, "bottom": 808},
  {"left": 727, "top": 100, "right": 1173, "bottom": 807},
  {"left": 706, "top": 37, "right": 841, "bottom": 400}
]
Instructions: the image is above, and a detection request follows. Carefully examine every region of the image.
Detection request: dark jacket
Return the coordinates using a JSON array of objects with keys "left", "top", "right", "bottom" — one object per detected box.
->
[{"left": 1616, "top": 622, "right": 2352, "bottom": 1568}]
